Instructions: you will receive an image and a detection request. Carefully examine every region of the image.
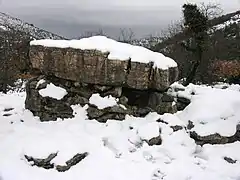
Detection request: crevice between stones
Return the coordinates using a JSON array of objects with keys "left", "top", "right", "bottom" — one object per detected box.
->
[
  {"left": 126, "top": 58, "right": 131, "bottom": 75},
  {"left": 148, "top": 62, "right": 154, "bottom": 88}
]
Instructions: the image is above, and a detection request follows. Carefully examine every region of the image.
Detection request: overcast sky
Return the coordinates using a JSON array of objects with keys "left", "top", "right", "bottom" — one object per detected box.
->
[{"left": 0, "top": 0, "right": 239, "bottom": 38}]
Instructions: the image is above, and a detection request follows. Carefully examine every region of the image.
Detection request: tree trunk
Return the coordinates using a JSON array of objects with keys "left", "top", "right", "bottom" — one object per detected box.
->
[{"left": 183, "top": 44, "right": 203, "bottom": 86}]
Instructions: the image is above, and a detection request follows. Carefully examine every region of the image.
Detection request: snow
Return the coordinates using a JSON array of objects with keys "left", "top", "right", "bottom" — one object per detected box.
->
[
  {"left": 0, "top": 83, "right": 240, "bottom": 180},
  {"left": 39, "top": 83, "right": 68, "bottom": 100},
  {"left": 213, "top": 82, "right": 240, "bottom": 92},
  {"left": 137, "top": 122, "right": 160, "bottom": 140},
  {"left": 0, "top": 25, "right": 7, "bottom": 31},
  {"left": 30, "top": 36, "right": 177, "bottom": 70},
  {"left": 89, "top": 93, "right": 118, "bottom": 109},
  {"left": 171, "top": 83, "right": 240, "bottom": 136}
]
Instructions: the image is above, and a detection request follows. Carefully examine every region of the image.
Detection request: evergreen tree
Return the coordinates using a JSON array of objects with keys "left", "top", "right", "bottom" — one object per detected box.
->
[{"left": 182, "top": 3, "right": 208, "bottom": 85}]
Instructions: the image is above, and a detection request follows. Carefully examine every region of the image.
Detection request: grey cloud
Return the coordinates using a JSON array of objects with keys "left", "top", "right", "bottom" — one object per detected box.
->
[
  {"left": 1, "top": 0, "right": 239, "bottom": 10},
  {"left": 0, "top": 0, "right": 239, "bottom": 38}
]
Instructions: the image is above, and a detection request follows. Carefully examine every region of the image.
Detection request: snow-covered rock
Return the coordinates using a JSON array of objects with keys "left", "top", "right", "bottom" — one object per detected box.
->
[
  {"left": 30, "top": 36, "right": 178, "bottom": 91},
  {"left": 30, "top": 36, "right": 177, "bottom": 70},
  {"left": 89, "top": 94, "right": 118, "bottom": 110}
]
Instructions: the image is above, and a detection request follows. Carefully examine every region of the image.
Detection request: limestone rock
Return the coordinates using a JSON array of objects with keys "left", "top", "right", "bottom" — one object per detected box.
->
[
  {"left": 24, "top": 153, "right": 57, "bottom": 169},
  {"left": 171, "top": 125, "right": 183, "bottom": 132},
  {"left": 190, "top": 124, "right": 240, "bottom": 145},
  {"left": 187, "top": 121, "right": 195, "bottom": 130},
  {"left": 29, "top": 45, "right": 178, "bottom": 91},
  {"left": 56, "top": 152, "right": 88, "bottom": 172},
  {"left": 147, "top": 135, "right": 162, "bottom": 146},
  {"left": 176, "top": 96, "right": 191, "bottom": 111},
  {"left": 25, "top": 152, "right": 88, "bottom": 172},
  {"left": 148, "top": 92, "right": 177, "bottom": 114},
  {"left": 224, "top": 157, "right": 237, "bottom": 164},
  {"left": 25, "top": 77, "right": 73, "bottom": 121},
  {"left": 87, "top": 105, "right": 127, "bottom": 123},
  {"left": 87, "top": 105, "right": 152, "bottom": 123},
  {"left": 190, "top": 132, "right": 229, "bottom": 145}
]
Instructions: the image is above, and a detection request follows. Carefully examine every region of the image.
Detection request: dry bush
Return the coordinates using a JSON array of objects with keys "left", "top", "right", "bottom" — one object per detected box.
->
[{"left": 211, "top": 60, "right": 240, "bottom": 82}]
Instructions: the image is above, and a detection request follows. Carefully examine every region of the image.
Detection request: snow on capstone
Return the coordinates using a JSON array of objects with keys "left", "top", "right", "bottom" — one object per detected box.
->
[
  {"left": 89, "top": 93, "right": 118, "bottom": 109},
  {"left": 30, "top": 36, "right": 177, "bottom": 70},
  {"left": 38, "top": 83, "right": 67, "bottom": 100}
]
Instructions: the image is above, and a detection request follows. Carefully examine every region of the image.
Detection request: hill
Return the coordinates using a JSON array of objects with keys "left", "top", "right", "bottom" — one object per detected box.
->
[
  {"left": 0, "top": 12, "right": 66, "bottom": 40},
  {"left": 152, "top": 10, "right": 240, "bottom": 83},
  {"left": 0, "top": 12, "right": 67, "bottom": 92}
]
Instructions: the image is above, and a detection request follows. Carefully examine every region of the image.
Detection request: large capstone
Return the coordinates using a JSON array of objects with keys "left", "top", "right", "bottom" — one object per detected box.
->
[{"left": 29, "top": 36, "right": 178, "bottom": 92}]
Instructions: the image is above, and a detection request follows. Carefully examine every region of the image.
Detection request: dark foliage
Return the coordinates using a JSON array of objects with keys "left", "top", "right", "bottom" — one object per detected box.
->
[
  {"left": 181, "top": 3, "right": 208, "bottom": 85},
  {"left": 0, "top": 29, "right": 32, "bottom": 93},
  {"left": 153, "top": 9, "right": 240, "bottom": 84}
]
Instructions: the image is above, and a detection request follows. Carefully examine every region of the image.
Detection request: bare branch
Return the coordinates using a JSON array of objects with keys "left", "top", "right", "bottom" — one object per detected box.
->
[
  {"left": 78, "top": 29, "right": 106, "bottom": 39},
  {"left": 199, "top": 2, "right": 223, "bottom": 19},
  {"left": 159, "top": 20, "right": 184, "bottom": 41},
  {"left": 118, "top": 28, "right": 135, "bottom": 43}
]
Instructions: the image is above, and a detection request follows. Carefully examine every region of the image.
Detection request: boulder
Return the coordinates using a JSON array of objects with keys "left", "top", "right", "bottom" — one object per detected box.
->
[
  {"left": 24, "top": 153, "right": 57, "bottom": 170},
  {"left": 170, "top": 125, "right": 184, "bottom": 132},
  {"left": 147, "top": 135, "right": 162, "bottom": 146},
  {"left": 176, "top": 96, "right": 191, "bottom": 111},
  {"left": 224, "top": 157, "right": 237, "bottom": 164},
  {"left": 25, "top": 76, "right": 74, "bottom": 121}
]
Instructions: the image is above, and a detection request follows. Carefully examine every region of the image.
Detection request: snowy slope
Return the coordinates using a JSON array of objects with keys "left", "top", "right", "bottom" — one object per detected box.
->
[
  {"left": 0, "top": 83, "right": 240, "bottom": 180},
  {"left": 212, "top": 11, "right": 240, "bottom": 31},
  {"left": 0, "top": 12, "right": 65, "bottom": 40}
]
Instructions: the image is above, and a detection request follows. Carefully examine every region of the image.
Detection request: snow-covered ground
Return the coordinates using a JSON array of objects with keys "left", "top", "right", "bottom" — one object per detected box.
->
[{"left": 0, "top": 83, "right": 240, "bottom": 180}]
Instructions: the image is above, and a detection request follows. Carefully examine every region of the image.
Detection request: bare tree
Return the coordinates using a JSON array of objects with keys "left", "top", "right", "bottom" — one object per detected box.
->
[
  {"left": 199, "top": 2, "right": 223, "bottom": 20},
  {"left": 145, "top": 34, "right": 162, "bottom": 49},
  {"left": 78, "top": 29, "right": 106, "bottom": 39},
  {"left": 164, "top": 20, "right": 184, "bottom": 40},
  {"left": 118, "top": 28, "right": 135, "bottom": 43}
]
